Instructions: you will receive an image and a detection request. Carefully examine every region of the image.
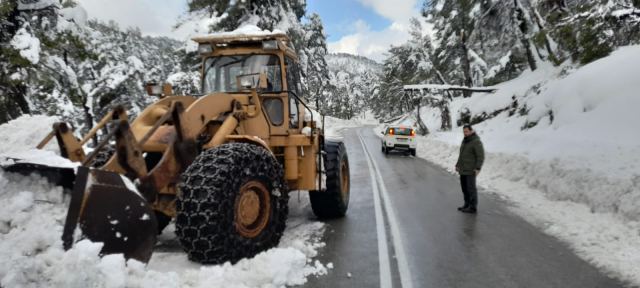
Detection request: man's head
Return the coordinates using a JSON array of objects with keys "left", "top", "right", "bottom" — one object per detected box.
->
[{"left": 463, "top": 124, "right": 474, "bottom": 137}]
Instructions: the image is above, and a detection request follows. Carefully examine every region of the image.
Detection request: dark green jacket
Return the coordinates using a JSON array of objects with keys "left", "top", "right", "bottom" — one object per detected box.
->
[{"left": 456, "top": 133, "right": 485, "bottom": 175}]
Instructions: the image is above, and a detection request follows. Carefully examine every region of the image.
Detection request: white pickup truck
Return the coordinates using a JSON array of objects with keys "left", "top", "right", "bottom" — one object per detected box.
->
[{"left": 381, "top": 126, "right": 417, "bottom": 156}]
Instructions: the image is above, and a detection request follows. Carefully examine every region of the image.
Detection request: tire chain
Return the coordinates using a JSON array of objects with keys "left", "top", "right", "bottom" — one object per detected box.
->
[
  {"left": 310, "top": 141, "right": 350, "bottom": 218},
  {"left": 176, "top": 142, "right": 289, "bottom": 264}
]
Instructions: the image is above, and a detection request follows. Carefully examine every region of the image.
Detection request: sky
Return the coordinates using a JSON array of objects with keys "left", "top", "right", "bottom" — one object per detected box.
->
[{"left": 75, "top": 0, "right": 425, "bottom": 62}]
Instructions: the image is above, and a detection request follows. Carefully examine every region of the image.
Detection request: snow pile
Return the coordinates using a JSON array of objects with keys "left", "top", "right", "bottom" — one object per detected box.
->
[
  {"left": 0, "top": 116, "right": 331, "bottom": 287},
  {"left": 388, "top": 45, "right": 640, "bottom": 284},
  {"left": 0, "top": 115, "right": 78, "bottom": 168},
  {"left": 0, "top": 115, "right": 60, "bottom": 154}
]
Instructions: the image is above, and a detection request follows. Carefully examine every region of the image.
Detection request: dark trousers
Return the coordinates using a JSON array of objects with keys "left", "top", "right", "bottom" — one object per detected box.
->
[{"left": 460, "top": 175, "right": 478, "bottom": 208}]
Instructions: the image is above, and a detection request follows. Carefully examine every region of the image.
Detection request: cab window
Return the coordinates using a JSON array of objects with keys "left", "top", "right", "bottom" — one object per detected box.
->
[{"left": 202, "top": 54, "right": 282, "bottom": 93}]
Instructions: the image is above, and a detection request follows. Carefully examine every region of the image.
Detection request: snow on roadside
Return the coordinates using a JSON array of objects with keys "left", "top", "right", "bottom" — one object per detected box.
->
[
  {"left": 324, "top": 111, "right": 378, "bottom": 140},
  {"left": 0, "top": 115, "right": 331, "bottom": 288}
]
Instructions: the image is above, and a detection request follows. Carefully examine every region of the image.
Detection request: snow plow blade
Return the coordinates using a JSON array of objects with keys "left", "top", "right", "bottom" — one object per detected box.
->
[
  {"left": 1, "top": 161, "right": 76, "bottom": 190},
  {"left": 62, "top": 166, "right": 158, "bottom": 263}
]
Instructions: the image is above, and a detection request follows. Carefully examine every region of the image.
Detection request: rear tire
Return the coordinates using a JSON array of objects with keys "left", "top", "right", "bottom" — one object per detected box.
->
[
  {"left": 176, "top": 143, "right": 288, "bottom": 264},
  {"left": 310, "top": 141, "right": 350, "bottom": 218}
]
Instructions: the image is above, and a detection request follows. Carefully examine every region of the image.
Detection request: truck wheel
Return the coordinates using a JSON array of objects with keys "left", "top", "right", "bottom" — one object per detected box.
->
[
  {"left": 310, "top": 141, "right": 350, "bottom": 218},
  {"left": 176, "top": 143, "right": 288, "bottom": 264},
  {"left": 410, "top": 148, "right": 416, "bottom": 156}
]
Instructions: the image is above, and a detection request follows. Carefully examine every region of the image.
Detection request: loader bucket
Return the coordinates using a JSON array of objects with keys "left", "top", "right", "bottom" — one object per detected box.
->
[{"left": 62, "top": 166, "right": 158, "bottom": 263}]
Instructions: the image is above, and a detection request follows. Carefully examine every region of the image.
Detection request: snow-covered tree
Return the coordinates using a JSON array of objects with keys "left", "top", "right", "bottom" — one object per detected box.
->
[
  {"left": 323, "top": 53, "right": 381, "bottom": 119},
  {"left": 0, "top": 0, "right": 184, "bottom": 137},
  {"left": 303, "top": 13, "right": 330, "bottom": 110},
  {"left": 373, "top": 19, "right": 436, "bottom": 121}
]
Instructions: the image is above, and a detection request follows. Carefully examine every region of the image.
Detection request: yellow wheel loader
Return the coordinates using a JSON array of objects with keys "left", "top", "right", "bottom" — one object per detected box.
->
[{"left": 1, "top": 32, "right": 350, "bottom": 264}]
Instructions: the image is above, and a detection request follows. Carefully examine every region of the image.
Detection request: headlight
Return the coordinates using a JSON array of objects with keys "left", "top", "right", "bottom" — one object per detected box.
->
[
  {"left": 145, "top": 82, "right": 163, "bottom": 96},
  {"left": 262, "top": 40, "right": 278, "bottom": 50},
  {"left": 198, "top": 43, "right": 213, "bottom": 55}
]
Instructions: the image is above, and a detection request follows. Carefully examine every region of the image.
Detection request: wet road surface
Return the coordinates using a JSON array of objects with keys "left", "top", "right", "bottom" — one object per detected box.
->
[{"left": 304, "top": 127, "right": 624, "bottom": 288}]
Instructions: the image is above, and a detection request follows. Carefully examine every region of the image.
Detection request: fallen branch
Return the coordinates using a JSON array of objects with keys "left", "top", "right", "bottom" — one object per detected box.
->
[{"left": 404, "top": 84, "right": 498, "bottom": 93}]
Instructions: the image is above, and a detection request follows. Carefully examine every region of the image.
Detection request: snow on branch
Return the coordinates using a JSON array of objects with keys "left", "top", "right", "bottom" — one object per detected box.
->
[{"left": 403, "top": 84, "right": 497, "bottom": 93}]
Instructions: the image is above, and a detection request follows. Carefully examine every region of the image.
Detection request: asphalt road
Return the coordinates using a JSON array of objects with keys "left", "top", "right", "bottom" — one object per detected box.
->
[{"left": 304, "top": 127, "right": 624, "bottom": 288}]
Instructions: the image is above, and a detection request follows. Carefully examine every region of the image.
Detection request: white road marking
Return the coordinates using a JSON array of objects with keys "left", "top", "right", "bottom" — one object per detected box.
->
[
  {"left": 358, "top": 131, "right": 415, "bottom": 288},
  {"left": 358, "top": 132, "right": 393, "bottom": 288}
]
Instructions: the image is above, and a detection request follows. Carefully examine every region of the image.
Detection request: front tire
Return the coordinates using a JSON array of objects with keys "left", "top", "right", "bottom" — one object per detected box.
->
[
  {"left": 176, "top": 143, "right": 288, "bottom": 264},
  {"left": 310, "top": 141, "right": 350, "bottom": 218}
]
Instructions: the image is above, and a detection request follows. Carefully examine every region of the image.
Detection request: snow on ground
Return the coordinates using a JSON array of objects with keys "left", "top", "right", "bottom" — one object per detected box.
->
[
  {"left": 380, "top": 45, "right": 640, "bottom": 285},
  {"left": 0, "top": 116, "right": 336, "bottom": 288}
]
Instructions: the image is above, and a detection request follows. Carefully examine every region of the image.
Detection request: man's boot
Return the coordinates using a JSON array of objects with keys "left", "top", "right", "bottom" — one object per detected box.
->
[{"left": 461, "top": 207, "right": 477, "bottom": 214}]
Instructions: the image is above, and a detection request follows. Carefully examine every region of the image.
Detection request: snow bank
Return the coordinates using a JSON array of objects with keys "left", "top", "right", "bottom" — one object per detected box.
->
[{"left": 0, "top": 115, "right": 331, "bottom": 287}]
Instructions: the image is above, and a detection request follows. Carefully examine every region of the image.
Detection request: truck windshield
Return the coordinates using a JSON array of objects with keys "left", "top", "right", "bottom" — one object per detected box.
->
[{"left": 202, "top": 54, "right": 282, "bottom": 93}]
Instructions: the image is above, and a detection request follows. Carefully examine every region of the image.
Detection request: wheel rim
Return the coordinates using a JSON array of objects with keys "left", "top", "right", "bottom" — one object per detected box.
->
[
  {"left": 235, "top": 180, "right": 271, "bottom": 238},
  {"left": 340, "top": 160, "right": 350, "bottom": 202}
]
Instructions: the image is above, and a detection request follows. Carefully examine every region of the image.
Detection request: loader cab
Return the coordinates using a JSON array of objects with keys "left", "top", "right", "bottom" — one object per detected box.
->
[{"left": 194, "top": 34, "right": 306, "bottom": 133}]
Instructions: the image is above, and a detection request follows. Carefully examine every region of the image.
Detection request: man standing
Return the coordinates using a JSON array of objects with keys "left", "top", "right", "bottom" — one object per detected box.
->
[{"left": 455, "top": 125, "right": 484, "bottom": 214}]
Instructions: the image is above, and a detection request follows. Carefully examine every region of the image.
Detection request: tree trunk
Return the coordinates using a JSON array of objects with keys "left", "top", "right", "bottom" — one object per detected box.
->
[
  {"left": 530, "top": 5, "right": 556, "bottom": 61},
  {"left": 11, "top": 83, "right": 31, "bottom": 116},
  {"left": 82, "top": 99, "right": 96, "bottom": 147},
  {"left": 459, "top": 30, "right": 474, "bottom": 97},
  {"left": 440, "top": 100, "right": 452, "bottom": 131},
  {"left": 514, "top": 0, "right": 537, "bottom": 71},
  {"left": 434, "top": 68, "right": 454, "bottom": 100},
  {"left": 415, "top": 103, "right": 429, "bottom": 135}
]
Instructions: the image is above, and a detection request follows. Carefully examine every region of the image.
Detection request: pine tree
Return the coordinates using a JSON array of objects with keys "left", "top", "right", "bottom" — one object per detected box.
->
[
  {"left": 0, "top": 0, "right": 33, "bottom": 123},
  {"left": 303, "top": 13, "right": 330, "bottom": 111}
]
